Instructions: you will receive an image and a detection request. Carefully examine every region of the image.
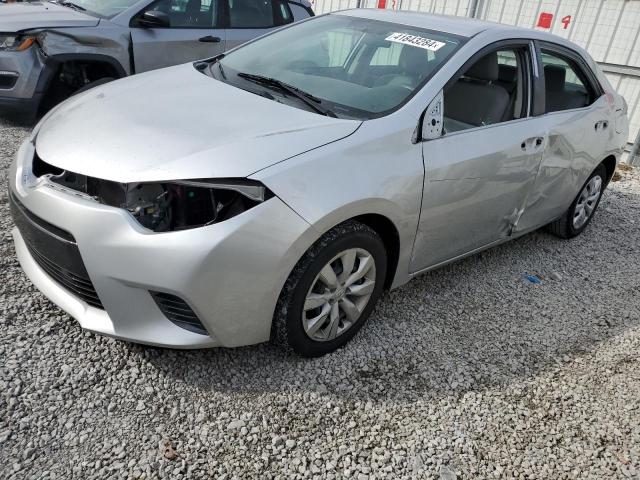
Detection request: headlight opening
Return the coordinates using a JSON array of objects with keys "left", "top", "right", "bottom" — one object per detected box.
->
[
  {"left": 121, "top": 180, "right": 271, "bottom": 232},
  {"left": 32, "top": 154, "right": 271, "bottom": 232}
]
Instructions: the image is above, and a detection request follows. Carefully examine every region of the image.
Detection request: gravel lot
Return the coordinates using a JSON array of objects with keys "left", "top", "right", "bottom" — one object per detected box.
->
[{"left": 1, "top": 118, "right": 639, "bottom": 480}]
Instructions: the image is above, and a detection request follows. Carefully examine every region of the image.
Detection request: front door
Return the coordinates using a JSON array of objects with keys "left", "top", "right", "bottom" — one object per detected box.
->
[
  {"left": 131, "top": 0, "right": 226, "bottom": 73},
  {"left": 411, "top": 44, "right": 547, "bottom": 272}
]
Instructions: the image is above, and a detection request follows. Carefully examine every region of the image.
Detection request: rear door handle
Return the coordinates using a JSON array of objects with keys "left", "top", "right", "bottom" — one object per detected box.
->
[
  {"left": 595, "top": 120, "right": 609, "bottom": 131},
  {"left": 199, "top": 36, "right": 221, "bottom": 43}
]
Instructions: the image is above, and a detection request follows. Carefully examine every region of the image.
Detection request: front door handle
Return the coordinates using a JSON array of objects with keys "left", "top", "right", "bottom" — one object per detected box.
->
[
  {"left": 521, "top": 137, "right": 545, "bottom": 151},
  {"left": 199, "top": 36, "right": 221, "bottom": 43},
  {"left": 595, "top": 120, "right": 609, "bottom": 131}
]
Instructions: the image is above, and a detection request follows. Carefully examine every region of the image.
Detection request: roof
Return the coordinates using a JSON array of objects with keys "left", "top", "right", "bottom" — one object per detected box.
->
[{"left": 336, "top": 8, "right": 531, "bottom": 38}]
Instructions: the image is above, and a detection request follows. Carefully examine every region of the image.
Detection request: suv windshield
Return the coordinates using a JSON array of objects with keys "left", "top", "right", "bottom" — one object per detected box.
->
[
  {"left": 50, "top": 0, "right": 140, "bottom": 18},
  {"left": 212, "top": 14, "right": 462, "bottom": 119}
]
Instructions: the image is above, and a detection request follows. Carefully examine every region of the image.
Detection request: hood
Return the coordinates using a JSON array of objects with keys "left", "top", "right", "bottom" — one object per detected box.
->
[
  {"left": 35, "top": 64, "right": 361, "bottom": 182},
  {"left": 0, "top": 2, "right": 100, "bottom": 32}
]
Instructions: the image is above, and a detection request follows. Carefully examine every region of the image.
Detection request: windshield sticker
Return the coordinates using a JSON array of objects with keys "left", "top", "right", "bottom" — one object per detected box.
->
[{"left": 385, "top": 33, "right": 446, "bottom": 51}]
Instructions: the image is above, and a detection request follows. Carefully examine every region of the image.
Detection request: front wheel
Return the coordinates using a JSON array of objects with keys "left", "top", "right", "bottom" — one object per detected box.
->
[
  {"left": 273, "top": 221, "right": 387, "bottom": 357},
  {"left": 547, "top": 164, "right": 607, "bottom": 239}
]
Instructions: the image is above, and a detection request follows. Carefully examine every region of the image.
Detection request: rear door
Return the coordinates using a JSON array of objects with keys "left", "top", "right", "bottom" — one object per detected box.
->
[
  {"left": 130, "top": 0, "right": 226, "bottom": 73},
  {"left": 515, "top": 43, "right": 609, "bottom": 233},
  {"left": 224, "top": 0, "right": 294, "bottom": 50},
  {"left": 412, "top": 42, "right": 548, "bottom": 271}
]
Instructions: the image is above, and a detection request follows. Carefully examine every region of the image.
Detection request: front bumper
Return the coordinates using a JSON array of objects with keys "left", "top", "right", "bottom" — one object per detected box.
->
[
  {"left": 0, "top": 46, "right": 47, "bottom": 120},
  {"left": 9, "top": 140, "right": 315, "bottom": 348}
]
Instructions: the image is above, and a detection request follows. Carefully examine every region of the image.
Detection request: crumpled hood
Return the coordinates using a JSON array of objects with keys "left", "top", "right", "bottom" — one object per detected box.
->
[
  {"left": 0, "top": 2, "right": 99, "bottom": 32},
  {"left": 35, "top": 64, "right": 361, "bottom": 182}
]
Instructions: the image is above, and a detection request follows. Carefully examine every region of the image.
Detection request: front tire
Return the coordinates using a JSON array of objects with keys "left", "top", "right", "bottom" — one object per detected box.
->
[
  {"left": 273, "top": 221, "right": 387, "bottom": 357},
  {"left": 547, "top": 164, "right": 607, "bottom": 239}
]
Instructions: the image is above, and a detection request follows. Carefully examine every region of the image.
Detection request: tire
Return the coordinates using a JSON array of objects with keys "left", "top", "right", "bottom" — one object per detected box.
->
[
  {"left": 273, "top": 220, "right": 387, "bottom": 357},
  {"left": 73, "top": 77, "right": 115, "bottom": 96},
  {"left": 547, "top": 164, "right": 607, "bottom": 239}
]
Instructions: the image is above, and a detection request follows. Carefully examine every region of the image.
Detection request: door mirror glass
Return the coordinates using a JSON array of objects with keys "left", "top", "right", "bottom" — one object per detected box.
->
[
  {"left": 140, "top": 10, "right": 171, "bottom": 28},
  {"left": 422, "top": 90, "right": 443, "bottom": 141}
]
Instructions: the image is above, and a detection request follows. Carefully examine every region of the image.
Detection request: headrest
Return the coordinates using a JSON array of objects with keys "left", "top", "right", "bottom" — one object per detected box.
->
[
  {"left": 186, "top": 0, "right": 201, "bottom": 13},
  {"left": 498, "top": 64, "right": 517, "bottom": 83},
  {"left": 466, "top": 52, "right": 499, "bottom": 81},
  {"left": 544, "top": 65, "right": 566, "bottom": 92},
  {"left": 399, "top": 46, "right": 430, "bottom": 75}
]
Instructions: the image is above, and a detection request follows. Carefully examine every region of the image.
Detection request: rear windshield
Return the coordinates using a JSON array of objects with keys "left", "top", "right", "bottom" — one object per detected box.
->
[{"left": 214, "top": 14, "right": 463, "bottom": 119}]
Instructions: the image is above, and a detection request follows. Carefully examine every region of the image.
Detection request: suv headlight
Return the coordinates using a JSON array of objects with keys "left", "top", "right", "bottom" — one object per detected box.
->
[{"left": 0, "top": 34, "right": 36, "bottom": 52}]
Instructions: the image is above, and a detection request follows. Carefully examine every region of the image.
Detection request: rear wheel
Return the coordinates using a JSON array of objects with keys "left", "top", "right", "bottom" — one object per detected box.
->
[
  {"left": 547, "top": 164, "right": 607, "bottom": 238},
  {"left": 273, "top": 221, "right": 387, "bottom": 357}
]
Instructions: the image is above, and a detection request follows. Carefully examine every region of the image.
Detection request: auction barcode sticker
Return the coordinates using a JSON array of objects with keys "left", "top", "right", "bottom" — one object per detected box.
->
[{"left": 385, "top": 33, "right": 446, "bottom": 51}]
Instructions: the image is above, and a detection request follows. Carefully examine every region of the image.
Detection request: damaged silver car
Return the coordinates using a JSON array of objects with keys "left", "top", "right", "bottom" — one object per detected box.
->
[
  {"left": 10, "top": 11, "right": 629, "bottom": 356},
  {"left": 0, "top": 0, "right": 313, "bottom": 120}
]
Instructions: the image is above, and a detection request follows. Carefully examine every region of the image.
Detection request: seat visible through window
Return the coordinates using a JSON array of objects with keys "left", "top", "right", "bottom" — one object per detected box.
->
[
  {"left": 444, "top": 52, "right": 510, "bottom": 131},
  {"left": 373, "top": 45, "right": 432, "bottom": 90},
  {"left": 229, "top": 0, "right": 275, "bottom": 27},
  {"left": 543, "top": 63, "right": 589, "bottom": 113}
]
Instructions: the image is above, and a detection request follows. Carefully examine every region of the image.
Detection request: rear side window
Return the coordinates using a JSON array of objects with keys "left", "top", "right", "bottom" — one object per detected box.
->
[
  {"left": 228, "top": 0, "right": 291, "bottom": 28},
  {"left": 541, "top": 50, "right": 597, "bottom": 113}
]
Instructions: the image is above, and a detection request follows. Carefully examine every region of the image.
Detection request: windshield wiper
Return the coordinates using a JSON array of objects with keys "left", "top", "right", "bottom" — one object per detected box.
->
[
  {"left": 50, "top": 0, "right": 86, "bottom": 11},
  {"left": 237, "top": 72, "right": 337, "bottom": 118}
]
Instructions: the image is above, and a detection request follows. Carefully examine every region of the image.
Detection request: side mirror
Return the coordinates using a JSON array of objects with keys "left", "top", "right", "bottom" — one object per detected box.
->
[
  {"left": 139, "top": 11, "right": 171, "bottom": 28},
  {"left": 421, "top": 90, "right": 444, "bottom": 141}
]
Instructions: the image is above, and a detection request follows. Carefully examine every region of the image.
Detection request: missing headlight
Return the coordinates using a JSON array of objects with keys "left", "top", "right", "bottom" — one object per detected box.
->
[
  {"left": 109, "top": 180, "right": 271, "bottom": 232},
  {"left": 36, "top": 155, "right": 271, "bottom": 232}
]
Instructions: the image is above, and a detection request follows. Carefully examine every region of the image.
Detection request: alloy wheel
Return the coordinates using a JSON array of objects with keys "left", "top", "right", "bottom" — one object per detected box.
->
[
  {"left": 302, "top": 248, "right": 376, "bottom": 342},
  {"left": 573, "top": 175, "right": 603, "bottom": 229}
]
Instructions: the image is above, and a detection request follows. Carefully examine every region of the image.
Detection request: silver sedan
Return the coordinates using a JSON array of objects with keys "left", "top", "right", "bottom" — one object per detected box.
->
[{"left": 9, "top": 10, "right": 629, "bottom": 356}]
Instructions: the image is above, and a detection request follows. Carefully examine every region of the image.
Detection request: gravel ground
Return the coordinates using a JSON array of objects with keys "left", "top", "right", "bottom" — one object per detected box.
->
[{"left": 1, "top": 118, "right": 639, "bottom": 480}]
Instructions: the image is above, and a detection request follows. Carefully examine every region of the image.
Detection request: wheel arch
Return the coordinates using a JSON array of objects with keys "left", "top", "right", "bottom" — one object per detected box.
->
[
  {"left": 350, "top": 213, "right": 401, "bottom": 290},
  {"left": 600, "top": 154, "right": 617, "bottom": 186},
  {"left": 37, "top": 53, "right": 127, "bottom": 111}
]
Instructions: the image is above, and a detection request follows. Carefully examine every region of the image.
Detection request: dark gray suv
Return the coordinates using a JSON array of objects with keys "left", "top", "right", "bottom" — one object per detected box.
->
[{"left": 0, "top": 0, "right": 313, "bottom": 120}]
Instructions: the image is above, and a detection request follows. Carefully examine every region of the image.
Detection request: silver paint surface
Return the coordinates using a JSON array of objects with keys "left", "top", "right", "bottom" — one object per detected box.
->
[{"left": 10, "top": 11, "right": 630, "bottom": 348}]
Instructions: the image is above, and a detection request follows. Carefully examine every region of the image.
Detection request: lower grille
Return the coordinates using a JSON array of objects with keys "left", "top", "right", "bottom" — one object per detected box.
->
[
  {"left": 9, "top": 189, "right": 104, "bottom": 309},
  {"left": 150, "top": 291, "right": 207, "bottom": 335},
  {"left": 27, "top": 243, "right": 103, "bottom": 309}
]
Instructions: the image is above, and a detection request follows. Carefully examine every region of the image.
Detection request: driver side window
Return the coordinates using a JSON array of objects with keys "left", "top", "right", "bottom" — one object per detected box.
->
[
  {"left": 443, "top": 47, "right": 528, "bottom": 133},
  {"left": 148, "top": 0, "right": 218, "bottom": 27}
]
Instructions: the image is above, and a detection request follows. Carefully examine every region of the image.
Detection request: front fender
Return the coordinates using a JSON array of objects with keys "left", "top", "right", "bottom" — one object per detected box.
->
[{"left": 252, "top": 120, "right": 424, "bottom": 289}]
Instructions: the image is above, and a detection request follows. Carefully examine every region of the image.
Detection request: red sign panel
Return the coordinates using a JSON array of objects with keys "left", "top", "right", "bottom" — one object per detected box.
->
[
  {"left": 377, "top": 0, "right": 386, "bottom": 8},
  {"left": 537, "top": 12, "right": 553, "bottom": 29}
]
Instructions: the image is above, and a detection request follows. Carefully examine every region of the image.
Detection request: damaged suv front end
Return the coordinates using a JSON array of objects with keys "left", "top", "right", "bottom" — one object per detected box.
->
[{"left": 0, "top": 31, "right": 50, "bottom": 119}]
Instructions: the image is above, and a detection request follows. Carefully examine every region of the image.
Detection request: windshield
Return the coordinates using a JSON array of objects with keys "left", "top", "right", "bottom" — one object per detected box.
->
[
  {"left": 214, "top": 14, "right": 463, "bottom": 119},
  {"left": 50, "top": 0, "right": 141, "bottom": 18}
]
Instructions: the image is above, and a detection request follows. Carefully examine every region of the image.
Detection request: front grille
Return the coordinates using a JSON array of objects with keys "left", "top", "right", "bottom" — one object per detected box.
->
[
  {"left": 9, "top": 189, "right": 104, "bottom": 309},
  {"left": 150, "top": 291, "right": 208, "bottom": 335}
]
